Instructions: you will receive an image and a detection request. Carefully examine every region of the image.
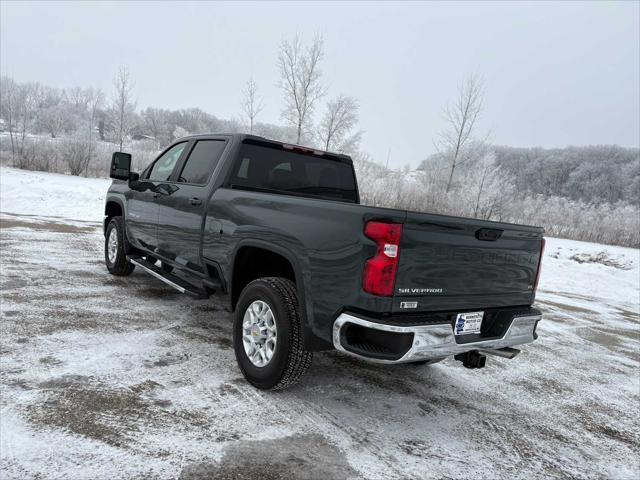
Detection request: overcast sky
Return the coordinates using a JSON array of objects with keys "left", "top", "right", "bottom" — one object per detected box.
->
[{"left": 1, "top": 1, "right": 638, "bottom": 168}]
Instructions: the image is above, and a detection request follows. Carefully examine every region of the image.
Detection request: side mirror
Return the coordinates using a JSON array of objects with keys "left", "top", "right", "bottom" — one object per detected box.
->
[{"left": 110, "top": 152, "right": 132, "bottom": 180}]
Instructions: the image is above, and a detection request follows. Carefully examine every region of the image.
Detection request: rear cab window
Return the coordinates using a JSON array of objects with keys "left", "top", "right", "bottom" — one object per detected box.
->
[{"left": 228, "top": 141, "right": 358, "bottom": 203}]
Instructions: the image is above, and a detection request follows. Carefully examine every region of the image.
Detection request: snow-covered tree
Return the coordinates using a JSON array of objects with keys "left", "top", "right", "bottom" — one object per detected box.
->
[
  {"left": 317, "top": 94, "right": 361, "bottom": 153},
  {"left": 0, "top": 78, "right": 42, "bottom": 166},
  {"left": 108, "top": 66, "right": 136, "bottom": 151},
  {"left": 277, "top": 34, "right": 325, "bottom": 144},
  {"left": 437, "top": 75, "right": 485, "bottom": 192},
  {"left": 173, "top": 126, "right": 189, "bottom": 141},
  {"left": 85, "top": 88, "right": 104, "bottom": 176},
  {"left": 38, "top": 104, "right": 71, "bottom": 138},
  {"left": 241, "top": 77, "right": 264, "bottom": 134}
]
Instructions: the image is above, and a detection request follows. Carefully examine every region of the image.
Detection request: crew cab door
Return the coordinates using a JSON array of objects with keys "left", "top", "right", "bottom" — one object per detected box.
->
[
  {"left": 155, "top": 138, "right": 228, "bottom": 273},
  {"left": 126, "top": 142, "right": 188, "bottom": 251}
]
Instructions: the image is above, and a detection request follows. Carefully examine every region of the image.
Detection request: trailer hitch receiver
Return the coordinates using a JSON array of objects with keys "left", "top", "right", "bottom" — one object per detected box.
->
[{"left": 454, "top": 350, "right": 487, "bottom": 369}]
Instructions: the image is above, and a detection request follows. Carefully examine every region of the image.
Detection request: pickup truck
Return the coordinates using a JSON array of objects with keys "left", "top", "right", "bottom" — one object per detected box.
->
[{"left": 104, "top": 133, "right": 544, "bottom": 390}]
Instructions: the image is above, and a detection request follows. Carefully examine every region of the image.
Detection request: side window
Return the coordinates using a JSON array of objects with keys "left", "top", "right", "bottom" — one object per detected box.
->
[
  {"left": 147, "top": 143, "right": 187, "bottom": 181},
  {"left": 178, "top": 140, "right": 226, "bottom": 185}
]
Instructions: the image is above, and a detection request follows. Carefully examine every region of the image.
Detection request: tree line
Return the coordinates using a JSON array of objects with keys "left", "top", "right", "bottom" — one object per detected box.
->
[
  {"left": 0, "top": 34, "right": 637, "bottom": 247},
  {"left": 0, "top": 35, "right": 360, "bottom": 164},
  {"left": 492, "top": 144, "right": 638, "bottom": 206}
]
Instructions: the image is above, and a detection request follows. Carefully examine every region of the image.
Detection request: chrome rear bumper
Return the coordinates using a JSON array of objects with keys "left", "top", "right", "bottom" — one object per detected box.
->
[{"left": 332, "top": 313, "right": 541, "bottom": 364}]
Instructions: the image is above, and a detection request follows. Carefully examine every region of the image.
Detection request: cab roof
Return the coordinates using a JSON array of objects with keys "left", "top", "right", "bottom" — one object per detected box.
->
[{"left": 176, "top": 133, "right": 353, "bottom": 163}]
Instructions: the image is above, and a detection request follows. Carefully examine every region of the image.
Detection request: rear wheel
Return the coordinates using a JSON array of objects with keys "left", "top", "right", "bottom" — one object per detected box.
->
[
  {"left": 105, "top": 216, "right": 135, "bottom": 276},
  {"left": 233, "top": 277, "right": 312, "bottom": 390}
]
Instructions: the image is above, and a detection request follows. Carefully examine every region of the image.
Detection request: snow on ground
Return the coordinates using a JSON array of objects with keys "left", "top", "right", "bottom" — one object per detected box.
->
[
  {"left": 540, "top": 237, "right": 638, "bottom": 312},
  {"left": 0, "top": 167, "right": 108, "bottom": 222},
  {"left": 0, "top": 168, "right": 639, "bottom": 479}
]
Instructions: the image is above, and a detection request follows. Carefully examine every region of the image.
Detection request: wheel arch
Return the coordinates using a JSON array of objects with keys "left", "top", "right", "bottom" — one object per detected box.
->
[
  {"left": 229, "top": 239, "right": 316, "bottom": 346},
  {"left": 103, "top": 195, "right": 135, "bottom": 255},
  {"left": 104, "top": 196, "right": 125, "bottom": 234},
  {"left": 230, "top": 240, "right": 305, "bottom": 310}
]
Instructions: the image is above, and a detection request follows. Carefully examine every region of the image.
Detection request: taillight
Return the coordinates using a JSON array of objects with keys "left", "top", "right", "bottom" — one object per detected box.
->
[
  {"left": 533, "top": 238, "right": 545, "bottom": 292},
  {"left": 362, "top": 221, "right": 403, "bottom": 296}
]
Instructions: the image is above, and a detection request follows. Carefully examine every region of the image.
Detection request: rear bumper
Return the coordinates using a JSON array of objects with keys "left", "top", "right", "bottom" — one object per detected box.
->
[{"left": 332, "top": 311, "right": 541, "bottom": 364}]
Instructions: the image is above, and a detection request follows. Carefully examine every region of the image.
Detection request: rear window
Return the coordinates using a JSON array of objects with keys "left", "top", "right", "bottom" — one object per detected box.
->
[
  {"left": 178, "top": 140, "right": 226, "bottom": 185},
  {"left": 229, "top": 143, "right": 358, "bottom": 203}
]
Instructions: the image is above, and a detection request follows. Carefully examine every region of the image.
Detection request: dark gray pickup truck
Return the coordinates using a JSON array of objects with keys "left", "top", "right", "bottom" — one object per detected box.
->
[{"left": 104, "top": 133, "right": 544, "bottom": 389}]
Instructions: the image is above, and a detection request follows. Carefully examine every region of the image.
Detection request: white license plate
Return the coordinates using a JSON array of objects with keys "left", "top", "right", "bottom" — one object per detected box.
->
[{"left": 454, "top": 311, "right": 484, "bottom": 335}]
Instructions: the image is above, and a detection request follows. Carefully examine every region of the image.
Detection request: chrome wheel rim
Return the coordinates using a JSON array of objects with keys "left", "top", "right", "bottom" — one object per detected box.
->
[
  {"left": 242, "top": 300, "right": 277, "bottom": 367},
  {"left": 107, "top": 228, "right": 118, "bottom": 264}
]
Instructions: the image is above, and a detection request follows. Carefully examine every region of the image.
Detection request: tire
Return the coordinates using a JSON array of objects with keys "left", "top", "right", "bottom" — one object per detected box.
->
[
  {"left": 233, "top": 277, "right": 312, "bottom": 390},
  {"left": 105, "top": 216, "right": 135, "bottom": 276}
]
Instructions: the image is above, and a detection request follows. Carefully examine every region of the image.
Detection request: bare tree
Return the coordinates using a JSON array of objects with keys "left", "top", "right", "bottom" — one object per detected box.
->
[
  {"left": 318, "top": 94, "right": 360, "bottom": 151},
  {"left": 141, "top": 107, "right": 162, "bottom": 141},
  {"left": 439, "top": 75, "right": 484, "bottom": 192},
  {"left": 140, "top": 107, "right": 173, "bottom": 147},
  {"left": 1, "top": 76, "right": 19, "bottom": 161},
  {"left": 277, "top": 34, "right": 325, "bottom": 143},
  {"left": 63, "top": 86, "right": 92, "bottom": 111},
  {"left": 39, "top": 104, "right": 70, "bottom": 138},
  {"left": 110, "top": 66, "right": 136, "bottom": 151},
  {"left": 2, "top": 80, "right": 42, "bottom": 166},
  {"left": 180, "top": 107, "right": 209, "bottom": 133},
  {"left": 62, "top": 132, "right": 91, "bottom": 176},
  {"left": 85, "top": 88, "right": 104, "bottom": 175},
  {"left": 241, "top": 77, "right": 264, "bottom": 134}
]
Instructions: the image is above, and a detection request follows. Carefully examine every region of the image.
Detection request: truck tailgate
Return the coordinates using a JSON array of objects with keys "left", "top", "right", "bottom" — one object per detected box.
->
[{"left": 393, "top": 211, "right": 544, "bottom": 313}]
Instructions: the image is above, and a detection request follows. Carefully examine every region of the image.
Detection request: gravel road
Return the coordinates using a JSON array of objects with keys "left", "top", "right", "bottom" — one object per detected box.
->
[{"left": 1, "top": 212, "right": 638, "bottom": 479}]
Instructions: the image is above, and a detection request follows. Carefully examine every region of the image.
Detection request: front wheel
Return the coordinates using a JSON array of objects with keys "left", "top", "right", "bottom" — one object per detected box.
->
[
  {"left": 233, "top": 277, "right": 312, "bottom": 390},
  {"left": 105, "top": 216, "right": 135, "bottom": 276}
]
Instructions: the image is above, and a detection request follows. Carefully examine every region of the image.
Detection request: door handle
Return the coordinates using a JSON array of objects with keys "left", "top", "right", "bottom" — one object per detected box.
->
[
  {"left": 189, "top": 197, "right": 202, "bottom": 206},
  {"left": 153, "top": 193, "right": 160, "bottom": 199}
]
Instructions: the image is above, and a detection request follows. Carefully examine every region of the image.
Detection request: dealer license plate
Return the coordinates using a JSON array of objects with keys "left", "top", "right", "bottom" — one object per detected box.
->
[{"left": 454, "top": 311, "right": 484, "bottom": 336}]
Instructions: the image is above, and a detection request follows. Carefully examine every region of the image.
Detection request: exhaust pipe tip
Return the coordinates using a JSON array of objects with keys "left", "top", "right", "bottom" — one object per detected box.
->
[{"left": 479, "top": 347, "right": 521, "bottom": 359}]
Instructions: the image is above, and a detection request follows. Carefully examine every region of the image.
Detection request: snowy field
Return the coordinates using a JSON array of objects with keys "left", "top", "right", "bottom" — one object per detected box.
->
[{"left": 1, "top": 167, "right": 639, "bottom": 479}]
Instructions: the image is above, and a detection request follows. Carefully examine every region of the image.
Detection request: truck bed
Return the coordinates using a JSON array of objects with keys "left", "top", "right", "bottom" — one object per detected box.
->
[{"left": 204, "top": 187, "right": 544, "bottom": 350}]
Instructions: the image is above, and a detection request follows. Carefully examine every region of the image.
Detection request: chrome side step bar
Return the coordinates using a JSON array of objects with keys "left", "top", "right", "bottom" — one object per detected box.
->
[{"left": 128, "top": 257, "right": 209, "bottom": 299}]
